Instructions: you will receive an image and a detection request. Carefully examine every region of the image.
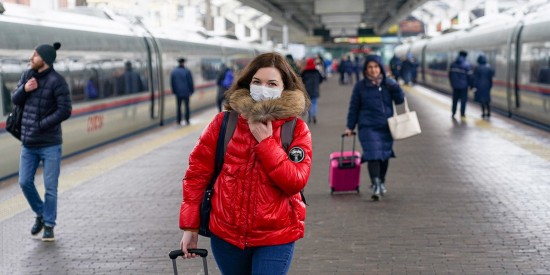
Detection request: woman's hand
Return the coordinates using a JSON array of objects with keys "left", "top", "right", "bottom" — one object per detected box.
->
[
  {"left": 248, "top": 120, "right": 273, "bottom": 142},
  {"left": 344, "top": 128, "right": 354, "bottom": 136},
  {"left": 180, "top": 231, "right": 199, "bottom": 259}
]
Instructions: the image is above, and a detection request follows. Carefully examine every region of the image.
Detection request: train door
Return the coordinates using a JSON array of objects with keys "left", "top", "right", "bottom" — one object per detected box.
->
[
  {"left": 143, "top": 36, "right": 164, "bottom": 124},
  {"left": 506, "top": 23, "right": 524, "bottom": 116}
]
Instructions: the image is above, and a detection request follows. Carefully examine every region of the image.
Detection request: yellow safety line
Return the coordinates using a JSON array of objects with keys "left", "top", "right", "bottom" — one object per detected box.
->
[
  {"left": 0, "top": 122, "right": 209, "bottom": 223},
  {"left": 404, "top": 86, "right": 550, "bottom": 162}
]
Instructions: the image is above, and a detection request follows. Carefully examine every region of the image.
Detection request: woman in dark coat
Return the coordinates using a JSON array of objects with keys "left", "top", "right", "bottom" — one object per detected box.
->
[
  {"left": 345, "top": 55, "right": 404, "bottom": 200},
  {"left": 473, "top": 54, "right": 494, "bottom": 117}
]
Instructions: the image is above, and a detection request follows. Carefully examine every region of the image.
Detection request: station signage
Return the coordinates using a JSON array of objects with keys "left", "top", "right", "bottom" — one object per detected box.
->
[{"left": 333, "top": 36, "right": 399, "bottom": 44}]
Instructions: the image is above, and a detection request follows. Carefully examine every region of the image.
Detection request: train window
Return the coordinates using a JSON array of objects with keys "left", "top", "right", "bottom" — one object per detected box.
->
[
  {"left": 525, "top": 44, "right": 550, "bottom": 85},
  {"left": 0, "top": 59, "right": 28, "bottom": 116},
  {"left": 427, "top": 52, "right": 448, "bottom": 71},
  {"left": 201, "top": 58, "right": 223, "bottom": 81}
]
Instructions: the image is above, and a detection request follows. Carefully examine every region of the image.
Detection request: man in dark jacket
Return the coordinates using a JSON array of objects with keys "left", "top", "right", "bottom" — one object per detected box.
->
[
  {"left": 11, "top": 42, "right": 72, "bottom": 242},
  {"left": 449, "top": 51, "right": 473, "bottom": 118},
  {"left": 171, "top": 58, "right": 195, "bottom": 126}
]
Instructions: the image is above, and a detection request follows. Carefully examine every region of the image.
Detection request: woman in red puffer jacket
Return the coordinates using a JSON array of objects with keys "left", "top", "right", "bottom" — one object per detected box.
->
[{"left": 179, "top": 52, "right": 312, "bottom": 275}]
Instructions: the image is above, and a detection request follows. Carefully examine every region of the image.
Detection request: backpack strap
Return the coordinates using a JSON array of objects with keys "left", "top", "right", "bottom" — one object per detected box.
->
[
  {"left": 223, "top": 111, "right": 239, "bottom": 155},
  {"left": 281, "top": 118, "right": 297, "bottom": 151},
  {"left": 281, "top": 117, "right": 307, "bottom": 205}
]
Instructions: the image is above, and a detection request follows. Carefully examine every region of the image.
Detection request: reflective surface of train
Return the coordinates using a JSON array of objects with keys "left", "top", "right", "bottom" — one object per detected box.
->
[
  {"left": 395, "top": 10, "right": 550, "bottom": 129},
  {"left": 0, "top": 4, "right": 281, "bottom": 179}
]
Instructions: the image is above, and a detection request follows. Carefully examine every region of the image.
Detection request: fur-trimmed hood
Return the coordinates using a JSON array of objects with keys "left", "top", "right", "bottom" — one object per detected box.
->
[{"left": 226, "top": 88, "right": 307, "bottom": 122}]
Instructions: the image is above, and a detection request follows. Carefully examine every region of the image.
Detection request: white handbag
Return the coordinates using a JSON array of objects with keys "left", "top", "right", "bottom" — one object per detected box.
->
[{"left": 387, "top": 97, "right": 421, "bottom": 140}]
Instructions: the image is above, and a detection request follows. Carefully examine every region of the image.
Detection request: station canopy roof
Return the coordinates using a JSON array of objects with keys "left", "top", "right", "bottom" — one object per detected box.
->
[{"left": 234, "top": 0, "right": 532, "bottom": 43}]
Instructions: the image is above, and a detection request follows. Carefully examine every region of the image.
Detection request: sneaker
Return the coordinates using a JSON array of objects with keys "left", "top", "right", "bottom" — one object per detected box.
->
[
  {"left": 31, "top": 216, "right": 44, "bottom": 235},
  {"left": 42, "top": 226, "right": 55, "bottom": 242}
]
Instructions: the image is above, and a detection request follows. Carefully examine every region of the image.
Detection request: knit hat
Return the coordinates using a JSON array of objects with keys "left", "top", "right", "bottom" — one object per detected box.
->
[{"left": 35, "top": 42, "right": 61, "bottom": 66}]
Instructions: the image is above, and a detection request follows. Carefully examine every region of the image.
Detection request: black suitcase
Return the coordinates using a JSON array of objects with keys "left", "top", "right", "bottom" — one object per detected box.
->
[{"left": 169, "top": 248, "right": 209, "bottom": 275}]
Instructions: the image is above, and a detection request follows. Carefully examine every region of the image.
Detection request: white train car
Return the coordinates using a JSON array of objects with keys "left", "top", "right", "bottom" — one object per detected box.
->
[
  {"left": 0, "top": 4, "right": 270, "bottom": 179},
  {"left": 400, "top": 10, "right": 550, "bottom": 128}
]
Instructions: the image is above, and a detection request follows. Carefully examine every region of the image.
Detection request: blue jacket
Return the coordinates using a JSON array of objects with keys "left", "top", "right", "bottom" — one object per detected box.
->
[
  {"left": 12, "top": 68, "right": 72, "bottom": 147},
  {"left": 473, "top": 55, "right": 494, "bottom": 104},
  {"left": 448, "top": 56, "right": 473, "bottom": 90},
  {"left": 170, "top": 66, "right": 194, "bottom": 97},
  {"left": 346, "top": 55, "right": 405, "bottom": 161}
]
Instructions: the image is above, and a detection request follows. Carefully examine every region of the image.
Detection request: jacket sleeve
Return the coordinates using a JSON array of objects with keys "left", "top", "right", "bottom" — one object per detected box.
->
[
  {"left": 187, "top": 70, "right": 194, "bottom": 94},
  {"left": 387, "top": 79, "right": 404, "bottom": 105},
  {"left": 39, "top": 79, "right": 72, "bottom": 131},
  {"left": 170, "top": 71, "right": 176, "bottom": 93},
  {"left": 11, "top": 70, "right": 33, "bottom": 106},
  {"left": 346, "top": 83, "right": 362, "bottom": 130},
  {"left": 179, "top": 112, "right": 225, "bottom": 229},
  {"left": 254, "top": 119, "right": 312, "bottom": 195}
]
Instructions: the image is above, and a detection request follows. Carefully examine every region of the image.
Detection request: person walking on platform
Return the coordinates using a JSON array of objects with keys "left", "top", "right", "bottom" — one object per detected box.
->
[
  {"left": 11, "top": 42, "right": 72, "bottom": 241},
  {"left": 301, "top": 57, "right": 324, "bottom": 124},
  {"left": 171, "top": 57, "right": 194, "bottom": 126},
  {"left": 216, "top": 63, "right": 233, "bottom": 112},
  {"left": 389, "top": 54, "right": 402, "bottom": 82},
  {"left": 179, "top": 52, "right": 312, "bottom": 274},
  {"left": 449, "top": 51, "right": 473, "bottom": 118},
  {"left": 345, "top": 54, "right": 404, "bottom": 201},
  {"left": 400, "top": 54, "right": 415, "bottom": 86},
  {"left": 473, "top": 54, "right": 495, "bottom": 118}
]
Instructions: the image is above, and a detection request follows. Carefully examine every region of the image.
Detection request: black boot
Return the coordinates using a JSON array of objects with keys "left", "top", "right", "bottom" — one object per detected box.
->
[
  {"left": 31, "top": 216, "right": 44, "bottom": 235},
  {"left": 370, "top": 177, "right": 381, "bottom": 201}
]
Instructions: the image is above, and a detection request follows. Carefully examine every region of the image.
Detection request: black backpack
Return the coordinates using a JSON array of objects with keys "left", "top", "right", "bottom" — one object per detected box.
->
[{"left": 5, "top": 104, "right": 23, "bottom": 140}]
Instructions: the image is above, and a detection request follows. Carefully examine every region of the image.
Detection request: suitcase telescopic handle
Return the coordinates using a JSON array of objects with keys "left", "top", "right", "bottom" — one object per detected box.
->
[
  {"left": 169, "top": 249, "right": 208, "bottom": 259},
  {"left": 170, "top": 249, "right": 209, "bottom": 275},
  {"left": 340, "top": 132, "right": 356, "bottom": 155},
  {"left": 341, "top": 132, "right": 356, "bottom": 138}
]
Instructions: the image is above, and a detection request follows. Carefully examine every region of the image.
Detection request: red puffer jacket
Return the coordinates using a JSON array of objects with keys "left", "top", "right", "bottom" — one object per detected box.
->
[{"left": 179, "top": 89, "right": 312, "bottom": 249}]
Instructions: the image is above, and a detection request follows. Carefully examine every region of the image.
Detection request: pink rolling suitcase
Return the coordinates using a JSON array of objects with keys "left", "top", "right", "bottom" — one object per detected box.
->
[{"left": 329, "top": 133, "right": 361, "bottom": 194}]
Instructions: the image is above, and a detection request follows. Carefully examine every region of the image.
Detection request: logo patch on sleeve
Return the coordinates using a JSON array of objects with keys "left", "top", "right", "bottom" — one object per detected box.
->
[{"left": 288, "top": 147, "right": 305, "bottom": 163}]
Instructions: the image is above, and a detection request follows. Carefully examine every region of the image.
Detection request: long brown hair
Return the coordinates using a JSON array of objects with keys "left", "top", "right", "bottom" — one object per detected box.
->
[{"left": 224, "top": 52, "right": 310, "bottom": 111}]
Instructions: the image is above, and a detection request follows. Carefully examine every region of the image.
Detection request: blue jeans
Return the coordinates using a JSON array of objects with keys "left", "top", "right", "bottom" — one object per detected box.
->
[
  {"left": 308, "top": 97, "right": 318, "bottom": 118},
  {"left": 211, "top": 234, "right": 295, "bottom": 275},
  {"left": 19, "top": 144, "right": 62, "bottom": 227}
]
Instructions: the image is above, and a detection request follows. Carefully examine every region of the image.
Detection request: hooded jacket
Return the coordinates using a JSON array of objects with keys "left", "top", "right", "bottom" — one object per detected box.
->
[
  {"left": 179, "top": 88, "right": 312, "bottom": 249},
  {"left": 473, "top": 55, "right": 494, "bottom": 103},
  {"left": 346, "top": 55, "right": 404, "bottom": 161}
]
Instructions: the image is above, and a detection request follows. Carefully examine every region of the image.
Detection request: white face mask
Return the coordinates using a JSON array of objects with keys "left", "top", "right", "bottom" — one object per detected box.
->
[{"left": 249, "top": 84, "right": 283, "bottom": 101}]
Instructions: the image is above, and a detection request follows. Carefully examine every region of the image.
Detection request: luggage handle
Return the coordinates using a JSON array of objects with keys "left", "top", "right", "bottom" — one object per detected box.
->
[
  {"left": 340, "top": 132, "right": 356, "bottom": 154},
  {"left": 169, "top": 249, "right": 208, "bottom": 259},
  {"left": 169, "top": 249, "right": 209, "bottom": 275},
  {"left": 339, "top": 132, "right": 358, "bottom": 168}
]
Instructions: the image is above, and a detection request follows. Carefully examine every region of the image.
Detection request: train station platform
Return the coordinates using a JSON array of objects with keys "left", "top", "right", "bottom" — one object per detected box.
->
[{"left": 1, "top": 76, "right": 549, "bottom": 274}]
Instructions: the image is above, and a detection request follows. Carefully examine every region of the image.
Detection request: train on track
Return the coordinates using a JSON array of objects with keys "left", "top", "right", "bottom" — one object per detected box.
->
[
  {"left": 394, "top": 10, "right": 550, "bottom": 129},
  {"left": 0, "top": 4, "right": 281, "bottom": 179}
]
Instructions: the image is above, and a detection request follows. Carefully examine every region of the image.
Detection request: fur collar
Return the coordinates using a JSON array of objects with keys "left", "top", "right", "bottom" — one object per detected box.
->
[{"left": 227, "top": 88, "right": 306, "bottom": 122}]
